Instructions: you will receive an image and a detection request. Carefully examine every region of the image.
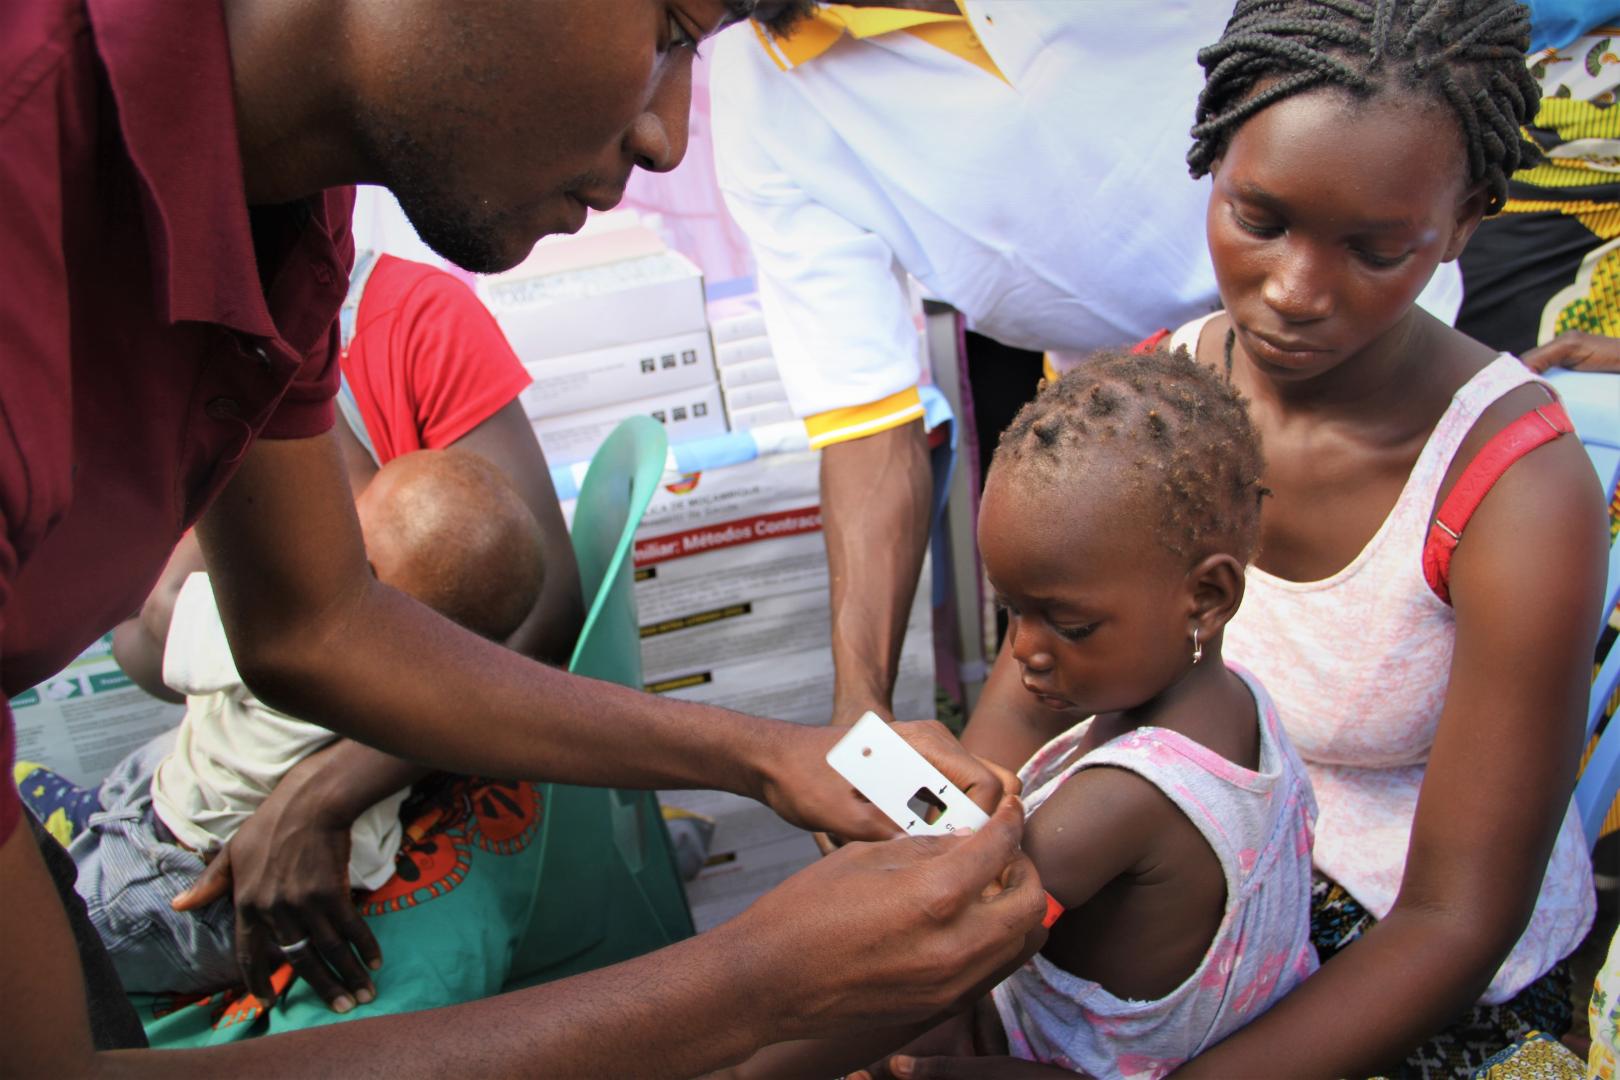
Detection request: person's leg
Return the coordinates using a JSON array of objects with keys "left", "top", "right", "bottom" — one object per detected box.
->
[
  {"left": 22, "top": 810, "right": 149, "bottom": 1049},
  {"left": 13, "top": 761, "right": 103, "bottom": 845},
  {"left": 1310, "top": 873, "right": 1575, "bottom": 1079},
  {"left": 70, "top": 734, "right": 239, "bottom": 996}
]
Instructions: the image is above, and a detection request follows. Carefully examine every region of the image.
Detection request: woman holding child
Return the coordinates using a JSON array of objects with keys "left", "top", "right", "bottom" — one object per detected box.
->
[{"left": 847, "top": 2, "right": 1608, "bottom": 1078}]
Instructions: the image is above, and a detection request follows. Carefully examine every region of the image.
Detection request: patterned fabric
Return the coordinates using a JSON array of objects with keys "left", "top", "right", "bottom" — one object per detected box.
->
[
  {"left": 14, "top": 759, "right": 103, "bottom": 846},
  {"left": 132, "top": 772, "right": 554, "bottom": 1044},
  {"left": 1310, "top": 878, "right": 1576, "bottom": 1079},
  {"left": 1518, "top": 30, "right": 1620, "bottom": 340},
  {"left": 1457, "top": 27, "right": 1620, "bottom": 355},
  {"left": 1515, "top": 32, "right": 1620, "bottom": 205},
  {"left": 1472, "top": 1032, "right": 1585, "bottom": 1080},
  {"left": 992, "top": 666, "right": 1318, "bottom": 1079},
  {"left": 1179, "top": 308, "right": 1598, "bottom": 1004},
  {"left": 1589, "top": 927, "right": 1620, "bottom": 1079}
]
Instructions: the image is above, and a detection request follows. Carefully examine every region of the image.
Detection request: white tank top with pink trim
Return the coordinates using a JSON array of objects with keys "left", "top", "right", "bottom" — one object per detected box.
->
[
  {"left": 1169, "top": 314, "right": 1594, "bottom": 1003},
  {"left": 991, "top": 665, "right": 1317, "bottom": 1076}
]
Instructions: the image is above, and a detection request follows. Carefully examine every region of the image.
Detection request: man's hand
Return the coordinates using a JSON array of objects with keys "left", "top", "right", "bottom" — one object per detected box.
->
[
  {"left": 1523, "top": 330, "right": 1620, "bottom": 374},
  {"left": 172, "top": 766, "right": 381, "bottom": 1013},
  {"left": 729, "top": 795, "right": 1047, "bottom": 1041},
  {"left": 756, "top": 719, "right": 1018, "bottom": 840}
]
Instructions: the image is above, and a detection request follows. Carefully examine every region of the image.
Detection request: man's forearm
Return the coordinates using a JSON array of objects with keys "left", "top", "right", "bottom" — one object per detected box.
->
[
  {"left": 96, "top": 895, "right": 780, "bottom": 1080},
  {"left": 228, "top": 580, "right": 778, "bottom": 798},
  {"left": 193, "top": 431, "right": 913, "bottom": 836},
  {"left": 820, "top": 420, "right": 931, "bottom": 722}
]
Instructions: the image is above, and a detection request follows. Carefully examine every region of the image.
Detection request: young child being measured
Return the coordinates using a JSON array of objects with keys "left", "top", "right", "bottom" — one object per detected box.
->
[
  {"left": 59, "top": 448, "right": 545, "bottom": 996},
  {"left": 714, "top": 348, "right": 1318, "bottom": 1080}
]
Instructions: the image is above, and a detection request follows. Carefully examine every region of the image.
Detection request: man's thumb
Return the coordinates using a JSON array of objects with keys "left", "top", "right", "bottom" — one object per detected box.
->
[{"left": 172, "top": 848, "right": 232, "bottom": 911}]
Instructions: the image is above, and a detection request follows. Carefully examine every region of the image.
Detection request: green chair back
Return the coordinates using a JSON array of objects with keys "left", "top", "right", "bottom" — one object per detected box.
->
[
  {"left": 567, "top": 415, "right": 666, "bottom": 685},
  {"left": 502, "top": 417, "right": 695, "bottom": 989}
]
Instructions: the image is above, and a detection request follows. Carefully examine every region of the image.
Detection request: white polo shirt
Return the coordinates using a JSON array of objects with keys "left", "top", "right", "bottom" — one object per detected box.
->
[{"left": 711, "top": 2, "right": 1229, "bottom": 440}]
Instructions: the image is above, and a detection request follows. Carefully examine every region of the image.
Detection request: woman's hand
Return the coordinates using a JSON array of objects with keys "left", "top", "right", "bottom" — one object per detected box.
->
[
  {"left": 171, "top": 754, "right": 382, "bottom": 1013},
  {"left": 1523, "top": 330, "right": 1620, "bottom": 374}
]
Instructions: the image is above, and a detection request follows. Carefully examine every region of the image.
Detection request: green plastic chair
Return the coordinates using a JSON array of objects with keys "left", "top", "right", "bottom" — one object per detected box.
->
[{"left": 502, "top": 415, "right": 695, "bottom": 989}]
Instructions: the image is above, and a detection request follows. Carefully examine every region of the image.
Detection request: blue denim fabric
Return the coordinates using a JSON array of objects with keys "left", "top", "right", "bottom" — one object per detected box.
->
[{"left": 69, "top": 730, "right": 240, "bottom": 995}]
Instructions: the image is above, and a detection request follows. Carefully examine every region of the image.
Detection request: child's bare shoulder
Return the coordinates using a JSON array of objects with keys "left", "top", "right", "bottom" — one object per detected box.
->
[{"left": 1022, "top": 763, "right": 1186, "bottom": 907}]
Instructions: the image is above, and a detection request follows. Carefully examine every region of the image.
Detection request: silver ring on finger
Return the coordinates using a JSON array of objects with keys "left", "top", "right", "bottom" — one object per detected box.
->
[{"left": 278, "top": 937, "right": 313, "bottom": 955}]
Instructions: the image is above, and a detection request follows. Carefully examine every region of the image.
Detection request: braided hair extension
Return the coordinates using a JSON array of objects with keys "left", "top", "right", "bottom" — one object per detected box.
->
[
  {"left": 1187, "top": 0, "right": 1542, "bottom": 214},
  {"left": 992, "top": 349, "right": 1269, "bottom": 564}
]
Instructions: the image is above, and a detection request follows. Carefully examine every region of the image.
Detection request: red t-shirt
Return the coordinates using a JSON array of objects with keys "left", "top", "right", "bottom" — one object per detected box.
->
[
  {"left": 343, "top": 256, "right": 532, "bottom": 463},
  {"left": 0, "top": 0, "right": 354, "bottom": 843}
]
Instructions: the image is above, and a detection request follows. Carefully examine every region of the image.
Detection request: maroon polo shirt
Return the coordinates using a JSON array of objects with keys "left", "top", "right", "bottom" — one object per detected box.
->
[{"left": 0, "top": 0, "right": 354, "bottom": 842}]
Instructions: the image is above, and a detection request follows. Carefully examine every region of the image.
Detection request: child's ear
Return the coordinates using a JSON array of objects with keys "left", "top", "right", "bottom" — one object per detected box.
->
[
  {"left": 1187, "top": 553, "right": 1246, "bottom": 641},
  {"left": 1440, "top": 182, "right": 1491, "bottom": 263}
]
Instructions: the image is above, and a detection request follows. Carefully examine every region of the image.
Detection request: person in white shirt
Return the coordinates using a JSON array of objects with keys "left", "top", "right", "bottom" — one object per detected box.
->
[
  {"left": 712, "top": 1, "right": 1461, "bottom": 725},
  {"left": 67, "top": 449, "right": 545, "bottom": 996},
  {"left": 711, "top": 1, "right": 1233, "bottom": 724}
]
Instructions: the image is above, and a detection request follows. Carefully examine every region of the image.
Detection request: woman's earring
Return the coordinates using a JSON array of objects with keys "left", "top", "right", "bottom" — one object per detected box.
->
[{"left": 1191, "top": 627, "right": 1203, "bottom": 665}]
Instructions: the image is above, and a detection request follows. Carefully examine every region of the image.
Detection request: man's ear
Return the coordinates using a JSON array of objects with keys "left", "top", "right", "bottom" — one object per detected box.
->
[
  {"left": 1187, "top": 553, "right": 1245, "bottom": 641},
  {"left": 1440, "top": 183, "right": 1491, "bottom": 263}
]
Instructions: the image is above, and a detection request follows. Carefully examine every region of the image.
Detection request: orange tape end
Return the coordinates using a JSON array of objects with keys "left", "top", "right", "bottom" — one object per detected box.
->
[{"left": 1042, "top": 891, "right": 1064, "bottom": 929}]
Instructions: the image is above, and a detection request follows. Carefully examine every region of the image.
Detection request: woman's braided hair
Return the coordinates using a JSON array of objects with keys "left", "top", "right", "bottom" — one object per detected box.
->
[
  {"left": 1187, "top": 0, "right": 1542, "bottom": 214},
  {"left": 992, "top": 348, "right": 1268, "bottom": 564}
]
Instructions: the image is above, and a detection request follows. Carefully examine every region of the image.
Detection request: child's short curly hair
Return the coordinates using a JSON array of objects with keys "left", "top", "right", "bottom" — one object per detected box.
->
[{"left": 993, "top": 348, "right": 1268, "bottom": 564}]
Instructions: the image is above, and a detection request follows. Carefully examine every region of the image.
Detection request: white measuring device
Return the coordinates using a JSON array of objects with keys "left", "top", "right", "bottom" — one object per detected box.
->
[
  {"left": 825, "top": 712, "right": 991, "bottom": 836},
  {"left": 826, "top": 713, "right": 1068, "bottom": 929}
]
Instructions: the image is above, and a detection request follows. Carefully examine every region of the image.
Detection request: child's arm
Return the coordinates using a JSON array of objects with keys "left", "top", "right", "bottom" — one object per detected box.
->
[
  {"left": 959, "top": 637, "right": 1059, "bottom": 774},
  {"left": 1016, "top": 765, "right": 1181, "bottom": 914},
  {"left": 718, "top": 768, "right": 1167, "bottom": 1079}
]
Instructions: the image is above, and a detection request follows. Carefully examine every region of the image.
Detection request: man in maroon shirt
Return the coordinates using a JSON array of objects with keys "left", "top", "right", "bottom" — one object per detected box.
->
[{"left": 0, "top": 0, "right": 1047, "bottom": 1074}]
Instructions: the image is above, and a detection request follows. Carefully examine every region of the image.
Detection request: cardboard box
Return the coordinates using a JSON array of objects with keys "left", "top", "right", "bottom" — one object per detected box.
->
[
  {"left": 629, "top": 452, "right": 934, "bottom": 927},
  {"left": 531, "top": 382, "right": 726, "bottom": 468},
  {"left": 479, "top": 246, "right": 708, "bottom": 361},
  {"left": 518, "top": 329, "right": 717, "bottom": 420},
  {"left": 633, "top": 451, "right": 933, "bottom": 724},
  {"left": 718, "top": 357, "right": 781, "bottom": 391},
  {"left": 727, "top": 402, "right": 796, "bottom": 431},
  {"left": 707, "top": 294, "right": 767, "bottom": 345},
  {"left": 720, "top": 378, "right": 788, "bottom": 412},
  {"left": 716, "top": 336, "right": 773, "bottom": 367},
  {"left": 555, "top": 452, "right": 936, "bottom": 926}
]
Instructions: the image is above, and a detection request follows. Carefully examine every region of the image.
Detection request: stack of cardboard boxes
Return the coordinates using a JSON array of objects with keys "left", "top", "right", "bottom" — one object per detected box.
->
[
  {"left": 708, "top": 294, "right": 794, "bottom": 431},
  {"left": 477, "top": 224, "right": 728, "bottom": 468},
  {"left": 710, "top": 281, "right": 935, "bottom": 434},
  {"left": 634, "top": 451, "right": 935, "bottom": 930},
  {"left": 483, "top": 240, "right": 942, "bottom": 930}
]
